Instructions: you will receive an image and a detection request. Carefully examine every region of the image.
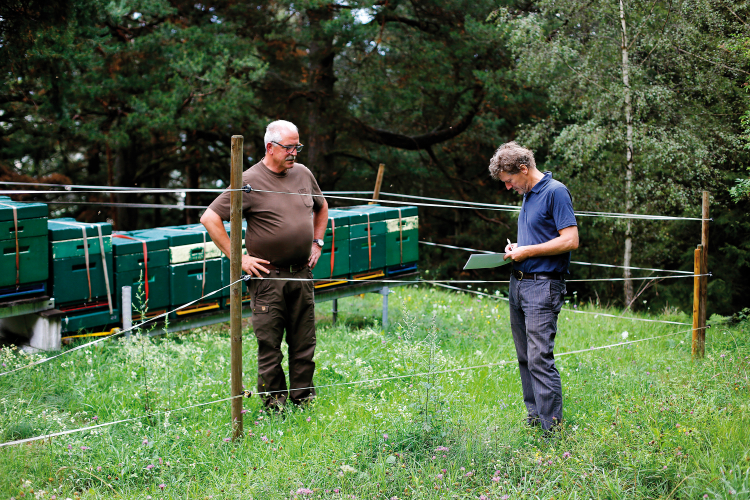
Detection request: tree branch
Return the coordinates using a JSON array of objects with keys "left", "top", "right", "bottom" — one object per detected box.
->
[{"left": 352, "top": 82, "right": 484, "bottom": 150}]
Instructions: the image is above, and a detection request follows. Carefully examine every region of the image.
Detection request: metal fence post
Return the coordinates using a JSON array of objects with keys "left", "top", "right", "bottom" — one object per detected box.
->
[{"left": 122, "top": 286, "right": 132, "bottom": 337}]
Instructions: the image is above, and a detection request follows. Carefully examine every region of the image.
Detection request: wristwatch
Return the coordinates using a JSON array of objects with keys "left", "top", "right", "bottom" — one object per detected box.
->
[{"left": 313, "top": 239, "right": 324, "bottom": 248}]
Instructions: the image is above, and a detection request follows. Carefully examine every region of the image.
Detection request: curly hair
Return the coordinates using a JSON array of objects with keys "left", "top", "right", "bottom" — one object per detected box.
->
[{"left": 488, "top": 141, "right": 536, "bottom": 180}]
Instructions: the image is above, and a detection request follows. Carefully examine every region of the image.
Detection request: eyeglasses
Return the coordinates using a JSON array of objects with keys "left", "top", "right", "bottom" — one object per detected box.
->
[{"left": 271, "top": 141, "right": 304, "bottom": 153}]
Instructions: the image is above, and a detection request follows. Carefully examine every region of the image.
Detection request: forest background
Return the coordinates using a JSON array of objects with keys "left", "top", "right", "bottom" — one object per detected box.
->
[{"left": 1, "top": 0, "right": 749, "bottom": 316}]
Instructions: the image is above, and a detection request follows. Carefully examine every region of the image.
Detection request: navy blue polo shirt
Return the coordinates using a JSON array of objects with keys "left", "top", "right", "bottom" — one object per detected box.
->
[{"left": 514, "top": 172, "right": 577, "bottom": 274}]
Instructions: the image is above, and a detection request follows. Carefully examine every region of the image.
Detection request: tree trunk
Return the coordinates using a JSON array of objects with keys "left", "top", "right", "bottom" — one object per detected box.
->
[
  {"left": 114, "top": 143, "right": 139, "bottom": 231},
  {"left": 185, "top": 161, "right": 200, "bottom": 225},
  {"left": 619, "top": 0, "right": 635, "bottom": 308},
  {"left": 305, "top": 6, "right": 337, "bottom": 188}
]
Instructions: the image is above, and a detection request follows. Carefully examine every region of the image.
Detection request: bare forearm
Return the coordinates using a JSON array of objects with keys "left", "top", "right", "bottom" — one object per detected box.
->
[
  {"left": 312, "top": 200, "right": 329, "bottom": 240},
  {"left": 525, "top": 233, "right": 578, "bottom": 258},
  {"left": 200, "top": 208, "right": 231, "bottom": 257}
]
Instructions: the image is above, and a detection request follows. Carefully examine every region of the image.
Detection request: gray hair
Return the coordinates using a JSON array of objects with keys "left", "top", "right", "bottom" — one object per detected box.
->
[
  {"left": 488, "top": 141, "right": 536, "bottom": 179},
  {"left": 264, "top": 120, "right": 298, "bottom": 147}
]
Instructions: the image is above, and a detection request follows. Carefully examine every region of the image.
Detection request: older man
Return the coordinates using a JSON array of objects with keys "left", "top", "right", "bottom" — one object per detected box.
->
[
  {"left": 201, "top": 120, "right": 329, "bottom": 410},
  {"left": 489, "top": 141, "right": 578, "bottom": 433}
]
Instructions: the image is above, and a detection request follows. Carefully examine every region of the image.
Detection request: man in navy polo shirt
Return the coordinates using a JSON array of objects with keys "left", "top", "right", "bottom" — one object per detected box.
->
[{"left": 488, "top": 141, "right": 579, "bottom": 433}]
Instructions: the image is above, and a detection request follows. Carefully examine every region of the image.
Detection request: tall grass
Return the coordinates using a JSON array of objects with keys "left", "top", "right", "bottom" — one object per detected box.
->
[{"left": 1, "top": 285, "right": 748, "bottom": 499}]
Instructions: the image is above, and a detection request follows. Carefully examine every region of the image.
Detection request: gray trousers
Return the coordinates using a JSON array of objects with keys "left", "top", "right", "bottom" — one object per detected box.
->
[{"left": 508, "top": 275, "right": 566, "bottom": 430}]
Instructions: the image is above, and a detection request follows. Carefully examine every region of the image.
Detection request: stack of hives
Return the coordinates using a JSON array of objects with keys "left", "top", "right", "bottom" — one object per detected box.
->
[
  {"left": 47, "top": 218, "right": 118, "bottom": 332},
  {"left": 0, "top": 196, "right": 49, "bottom": 301},
  {"left": 312, "top": 205, "right": 419, "bottom": 287}
]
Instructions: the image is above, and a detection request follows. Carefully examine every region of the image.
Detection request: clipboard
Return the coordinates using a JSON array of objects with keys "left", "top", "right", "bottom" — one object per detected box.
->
[{"left": 463, "top": 253, "right": 512, "bottom": 270}]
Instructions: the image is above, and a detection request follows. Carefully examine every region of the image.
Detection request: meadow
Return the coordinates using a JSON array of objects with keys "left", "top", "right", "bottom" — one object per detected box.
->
[{"left": 1, "top": 285, "right": 749, "bottom": 499}]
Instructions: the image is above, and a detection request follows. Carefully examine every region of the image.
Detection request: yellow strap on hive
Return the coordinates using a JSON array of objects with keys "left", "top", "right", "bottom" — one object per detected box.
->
[
  {"left": 314, "top": 279, "right": 348, "bottom": 289},
  {"left": 353, "top": 270, "right": 385, "bottom": 281},
  {"left": 174, "top": 302, "right": 220, "bottom": 316},
  {"left": 62, "top": 327, "right": 120, "bottom": 340}
]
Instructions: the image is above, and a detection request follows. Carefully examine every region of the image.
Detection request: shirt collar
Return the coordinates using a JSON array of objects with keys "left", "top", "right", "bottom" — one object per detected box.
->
[{"left": 530, "top": 171, "right": 553, "bottom": 194}]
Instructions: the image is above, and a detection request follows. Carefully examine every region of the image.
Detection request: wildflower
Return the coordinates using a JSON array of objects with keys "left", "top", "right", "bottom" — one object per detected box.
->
[
  {"left": 621, "top": 331, "right": 629, "bottom": 340},
  {"left": 441, "top": 469, "right": 447, "bottom": 473},
  {"left": 142, "top": 438, "right": 149, "bottom": 445},
  {"left": 224, "top": 438, "right": 231, "bottom": 442},
  {"left": 334, "top": 489, "right": 340, "bottom": 493},
  {"left": 492, "top": 477, "right": 500, "bottom": 482},
  {"left": 563, "top": 452, "right": 571, "bottom": 459},
  {"left": 67, "top": 444, "right": 72, "bottom": 450},
  {"left": 306, "top": 417, "right": 311, "bottom": 422},
  {"left": 341, "top": 465, "right": 357, "bottom": 474},
  {"left": 241, "top": 409, "right": 248, "bottom": 414},
  {"left": 465, "top": 471, "right": 473, "bottom": 477},
  {"left": 435, "top": 446, "right": 450, "bottom": 452},
  {"left": 92, "top": 416, "right": 98, "bottom": 421},
  {"left": 436, "top": 474, "right": 443, "bottom": 480},
  {"left": 159, "top": 484, "right": 165, "bottom": 491},
  {"left": 96, "top": 466, "right": 102, "bottom": 471},
  {"left": 80, "top": 446, "right": 90, "bottom": 450},
  {"left": 460, "top": 467, "right": 465, "bottom": 471},
  {"left": 296, "top": 488, "right": 314, "bottom": 496},
  {"left": 431, "top": 456, "right": 436, "bottom": 460},
  {"left": 146, "top": 464, "right": 154, "bottom": 470},
  {"left": 721, "top": 354, "right": 726, "bottom": 358},
  {"left": 261, "top": 436, "right": 268, "bottom": 442},
  {"left": 480, "top": 495, "right": 488, "bottom": 500},
  {"left": 383, "top": 433, "right": 388, "bottom": 440},
  {"left": 502, "top": 496, "right": 510, "bottom": 500}
]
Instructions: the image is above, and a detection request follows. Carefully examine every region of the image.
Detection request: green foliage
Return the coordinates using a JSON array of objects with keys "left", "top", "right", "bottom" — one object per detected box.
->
[
  {"left": 1, "top": 287, "right": 749, "bottom": 498},
  {"left": 493, "top": 0, "right": 750, "bottom": 315}
]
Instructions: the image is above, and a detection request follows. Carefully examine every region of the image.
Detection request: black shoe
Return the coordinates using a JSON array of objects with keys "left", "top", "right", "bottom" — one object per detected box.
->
[{"left": 526, "top": 415, "right": 541, "bottom": 427}]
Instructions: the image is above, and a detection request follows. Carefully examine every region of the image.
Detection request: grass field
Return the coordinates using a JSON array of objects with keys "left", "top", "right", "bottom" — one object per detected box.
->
[{"left": 1, "top": 285, "right": 749, "bottom": 499}]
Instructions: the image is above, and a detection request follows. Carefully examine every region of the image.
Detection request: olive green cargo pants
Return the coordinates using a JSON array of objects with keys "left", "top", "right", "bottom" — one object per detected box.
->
[{"left": 248, "top": 266, "right": 316, "bottom": 408}]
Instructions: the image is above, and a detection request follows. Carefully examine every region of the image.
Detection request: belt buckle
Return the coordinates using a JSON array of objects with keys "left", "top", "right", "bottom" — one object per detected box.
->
[{"left": 515, "top": 270, "right": 524, "bottom": 281}]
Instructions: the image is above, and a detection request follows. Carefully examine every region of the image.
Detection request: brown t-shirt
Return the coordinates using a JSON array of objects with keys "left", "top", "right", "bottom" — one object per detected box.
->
[{"left": 208, "top": 160, "right": 324, "bottom": 266}]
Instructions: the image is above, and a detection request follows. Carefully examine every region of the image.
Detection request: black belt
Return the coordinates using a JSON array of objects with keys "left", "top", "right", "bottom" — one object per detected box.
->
[
  {"left": 265, "top": 262, "right": 308, "bottom": 273},
  {"left": 512, "top": 269, "right": 564, "bottom": 281}
]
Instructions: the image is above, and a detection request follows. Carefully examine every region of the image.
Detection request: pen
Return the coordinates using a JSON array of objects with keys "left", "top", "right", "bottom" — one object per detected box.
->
[{"left": 507, "top": 238, "right": 512, "bottom": 248}]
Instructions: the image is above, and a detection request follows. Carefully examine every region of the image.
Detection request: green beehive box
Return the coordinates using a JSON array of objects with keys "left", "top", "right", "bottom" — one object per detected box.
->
[
  {"left": 0, "top": 235, "right": 49, "bottom": 286},
  {"left": 50, "top": 252, "right": 114, "bottom": 306},
  {"left": 349, "top": 233, "right": 386, "bottom": 274},
  {"left": 0, "top": 200, "right": 48, "bottom": 222},
  {"left": 112, "top": 231, "right": 170, "bottom": 272},
  {"left": 385, "top": 226, "right": 419, "bottom": 266},
  {"left": 113, "top": 249, "right": 169, "bottom": 273},
  {"left": 61, "top": 308, "right": 120, "bottom": 333},
  {"left": 112, "top": 232, "right": 169, "bottom": 255},
  {"left": 133, "top": 227, "right": 205, "bottom": 247},
  {"left": 169, "top": 258, "right": 223, "bottom": 306},
  {"left": 116, "top": 266, "right": 170, "bottom": 312},
  {"left": 349, "top": 220, "right": 386, "bottom": 239},
  {"left": 50, "top": 235, "right": 112, "bottom": 259},
  {"left": 324, "top": 210, "right": 351, "bottom": 239},
  {"left": 48, "top": 219, "right": 112, "bottom": 241},
  {"left": 312, "top": 234, "right": 350, "bottom": 279},
  {"left": 0, "top": 217, "right": 47, "bottom": 241},
  {"left": 385, "top": 215, "right": 419, "bottom": 266},
  {"left": 169, "top": 241, "right": 223, "bottom": 264}
]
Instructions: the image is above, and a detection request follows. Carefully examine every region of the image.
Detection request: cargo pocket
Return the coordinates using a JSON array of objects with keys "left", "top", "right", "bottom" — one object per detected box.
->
[{"left": 252, "top": 302, "right": 270, "bottom": 314}]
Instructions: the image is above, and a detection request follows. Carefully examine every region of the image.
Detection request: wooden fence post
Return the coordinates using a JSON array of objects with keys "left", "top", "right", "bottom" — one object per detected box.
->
[
  {"left": 370, "top": 163, "right": 385, "bottom": 204},
  {"left": 698, "top": 191, "right": 709, "bottom": 356},
  {"left": 230, "top": 135, "right": 244, "bottom": 439},
  {"left": 692, "top": 245, "right": 703, "bottom": 359}
]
